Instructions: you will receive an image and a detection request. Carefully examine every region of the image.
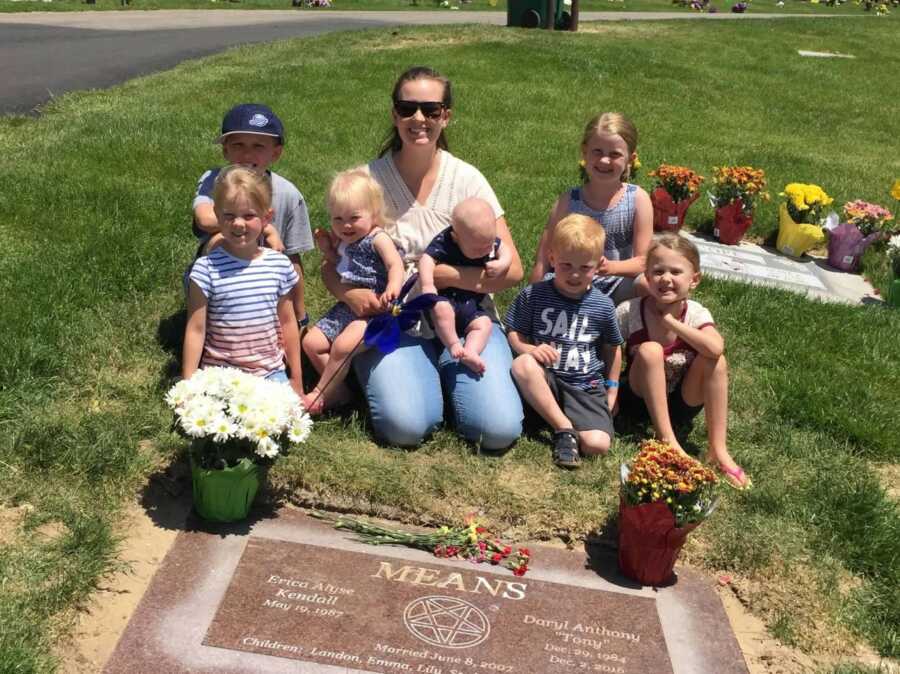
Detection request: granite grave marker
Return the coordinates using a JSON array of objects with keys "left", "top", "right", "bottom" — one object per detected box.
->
[
  {"left": 205, "top": 538, "right": 670, "bottom": 673},
  {"left": 104, "top": 509, "right": 748, "bottom": 674}
]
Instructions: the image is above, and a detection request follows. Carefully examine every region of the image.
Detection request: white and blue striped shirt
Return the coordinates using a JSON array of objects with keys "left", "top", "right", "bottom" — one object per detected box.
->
[
  {"left": 505, "top": 280, "right": 623, "bottom": 391},
  {"left": 189, "top": 248, "right": 298, "bottom": 377}
]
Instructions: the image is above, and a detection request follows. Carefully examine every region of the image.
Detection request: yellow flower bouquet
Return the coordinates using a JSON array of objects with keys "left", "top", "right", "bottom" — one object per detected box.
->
[
  {"left": 776, "top": 182, "right": 832, "bottom": 257},
  {"left": 781, "top": 182, "right": 833, "bottom": 224}
]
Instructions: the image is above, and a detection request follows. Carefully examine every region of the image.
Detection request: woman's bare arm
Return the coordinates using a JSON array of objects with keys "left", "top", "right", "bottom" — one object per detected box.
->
[{"left": 321, "top": 260, "right": 383, "bottom": 318}]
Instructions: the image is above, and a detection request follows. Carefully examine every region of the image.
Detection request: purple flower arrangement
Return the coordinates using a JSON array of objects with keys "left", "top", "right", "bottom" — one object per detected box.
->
[
  {"left": 674, "top": 0, "right": 710, "bottom": 9},
  {"left": 732, "top": 1, "right": 748, "bottom": 11}
]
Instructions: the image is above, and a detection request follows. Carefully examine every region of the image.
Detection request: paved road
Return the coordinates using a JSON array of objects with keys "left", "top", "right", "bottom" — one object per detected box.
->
[{"left": 0, "top": 9, "right": 845, "bottom": 115}]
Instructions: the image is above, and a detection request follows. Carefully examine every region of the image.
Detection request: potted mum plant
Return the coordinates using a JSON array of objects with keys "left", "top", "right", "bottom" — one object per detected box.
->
[
  {"left": 775, "top": 182, "right": 832, "bottom": 258},
  {"left": 827, "top": 200, "right": 894, "bottom": 272},
  {"left": 649, "top": 164, "right": 704, "bottom": 233},
  {"left": 708, "top": 165, "right": 768, "bottom": 245},
  {"left": 618, "top": 440, "right": 718, "bottom": 586},
  {"left": 166, "top": 367, "right": 313, "bottom": 522}
]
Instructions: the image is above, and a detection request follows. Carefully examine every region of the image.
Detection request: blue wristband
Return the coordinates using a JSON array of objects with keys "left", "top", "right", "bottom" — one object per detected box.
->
[
  {"left": 298, "top": 313, "right": 310, "bottom": 327},
  {"left": 604, "top": 379, "right": 619, "bottom": 389}
]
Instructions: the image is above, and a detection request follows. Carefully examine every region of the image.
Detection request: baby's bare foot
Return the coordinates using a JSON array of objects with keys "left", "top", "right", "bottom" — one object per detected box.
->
[
  {"left": 459, "top": 349, "right": 486, "bottom": 375},
  {"left": 449, "top": 342, "right": 466, "bottom": 360}
]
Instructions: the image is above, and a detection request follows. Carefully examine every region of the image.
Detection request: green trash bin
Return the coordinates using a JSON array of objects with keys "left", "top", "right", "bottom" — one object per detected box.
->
[{"left": 507, "top": 0, "right": 573, "bottom": 30}]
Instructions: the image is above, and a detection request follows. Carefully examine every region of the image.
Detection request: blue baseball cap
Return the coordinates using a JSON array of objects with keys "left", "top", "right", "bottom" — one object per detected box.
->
[{"left": 217, "top": 104, "right": 285, "bottom": 144}]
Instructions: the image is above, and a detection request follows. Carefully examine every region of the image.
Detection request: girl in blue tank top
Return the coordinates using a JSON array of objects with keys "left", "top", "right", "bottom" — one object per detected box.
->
[{"left": 531, "top": 112, "right": 653, "bottom": 304}]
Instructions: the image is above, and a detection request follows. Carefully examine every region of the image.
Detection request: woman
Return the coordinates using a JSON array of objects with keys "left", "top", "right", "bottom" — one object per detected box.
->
[{"left": 320, "top": 66, "right": 524, "bottom": 449}]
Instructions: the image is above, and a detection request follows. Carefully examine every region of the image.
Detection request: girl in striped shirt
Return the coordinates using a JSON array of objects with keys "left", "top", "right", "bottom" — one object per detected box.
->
[{"left": 183, "top": 165, "right": 306, "bottom": 402}]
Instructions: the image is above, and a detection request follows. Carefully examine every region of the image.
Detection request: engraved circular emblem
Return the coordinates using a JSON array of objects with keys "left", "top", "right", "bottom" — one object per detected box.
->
[{"left": 402, "top": 595, "right": 490, "bottom": 649}]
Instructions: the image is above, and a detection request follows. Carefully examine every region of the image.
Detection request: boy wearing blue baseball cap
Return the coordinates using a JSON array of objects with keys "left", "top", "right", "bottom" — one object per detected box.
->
[{"left": 191, "top": 103, "right": 314, "bottom": 327}]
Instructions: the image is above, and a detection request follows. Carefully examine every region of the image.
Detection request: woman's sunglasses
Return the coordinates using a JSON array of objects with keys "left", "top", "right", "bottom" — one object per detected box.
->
[{"left": 393, "top": 100, "right": 445, "bottom": 119}]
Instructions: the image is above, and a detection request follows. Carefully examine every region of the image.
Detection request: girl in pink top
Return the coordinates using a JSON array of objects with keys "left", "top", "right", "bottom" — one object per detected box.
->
[{"left": 616, "top": 233, "right": 751, "bottom": 489}]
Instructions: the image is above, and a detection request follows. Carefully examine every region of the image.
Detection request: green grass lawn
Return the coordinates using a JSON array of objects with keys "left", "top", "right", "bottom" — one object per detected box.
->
[
  {"left": 1, "top": 15, "right": 899, "bottom": 673},
  {"left": 0, "top": 0, "right": 876, "bottom": 13}
]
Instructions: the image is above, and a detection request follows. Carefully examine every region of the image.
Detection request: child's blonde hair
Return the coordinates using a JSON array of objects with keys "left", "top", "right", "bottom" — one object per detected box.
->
[
  {"left": 550, "top": 214, "right": 606, "bottom": 259},
  {"left": 213, "top": 165, "right": 273, "bottom": 213},
  {"left": 647, "top": 232, "right": 701, "bottom": 273},
  {"left": 327, "top": 169, "right": 389, "bottom": 228},
  {"left": 581, "top": 112, "right": 639, "bottom": 182}
]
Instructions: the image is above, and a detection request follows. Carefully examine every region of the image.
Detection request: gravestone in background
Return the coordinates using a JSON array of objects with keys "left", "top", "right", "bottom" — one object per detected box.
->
[{"left": 683, "top": 231, "right": 877, "bottom": 305}]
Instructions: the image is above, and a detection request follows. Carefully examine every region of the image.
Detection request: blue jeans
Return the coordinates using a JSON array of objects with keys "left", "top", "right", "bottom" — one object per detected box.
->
[
  {"left": 353, "top": 324, "right": 523, "bottom": 449},
  {"left": 265, "top": 369, "right": 288, "bottom": 383}
]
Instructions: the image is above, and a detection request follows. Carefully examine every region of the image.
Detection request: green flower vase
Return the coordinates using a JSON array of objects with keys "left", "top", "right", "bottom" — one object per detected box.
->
[
  {"left": 888, "top": 277, "right": 900, "bottom": 308},
  {"left": 190, "top": 455, "right": 262, "bottom": 522}
]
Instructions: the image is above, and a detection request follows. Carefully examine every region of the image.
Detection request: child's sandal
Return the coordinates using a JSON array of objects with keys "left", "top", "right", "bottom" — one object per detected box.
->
[
  {"left": 714, "top": 463, "right": 752, "bottom": 490},
  {"left": 552, "top": 429, "right": 581, "bottom": 469}
]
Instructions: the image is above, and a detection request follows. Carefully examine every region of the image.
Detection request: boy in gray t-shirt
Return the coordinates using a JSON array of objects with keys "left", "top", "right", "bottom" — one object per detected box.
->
[{"left": 191, "top": 103, "right": 314, "bottom": 325}]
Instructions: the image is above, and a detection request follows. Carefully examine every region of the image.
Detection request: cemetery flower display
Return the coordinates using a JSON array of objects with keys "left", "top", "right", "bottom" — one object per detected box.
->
[
  {"left": 859, "top": 0, "right": 891, "bottom": 14},
  {"left": 314, "top": 512, "right": 531, "bottom": 576},
  {"left": 891, "top": 179, "right": 900, "bottom": 201},
  {"left": 676, "top": 0, "right": 711, "bottom": 11},
  {"left": 166, "top": 367, "right": 312, "bottom": 521},
  {"left": 650, "top": 164, "right": 705, "bottom": 204},
  {"left": 649, "top": 165, "right": 704, "bottom": 232},
  {"left": 842, "top": 200, "right": 894, "bottom": 236},
  {"left": 618, "top": 440, "right": 718, "bottom": 586},
  {"left": 708, "top": 166, "right": 768, "bottom": 245},
  {"left": 709, "top": 165, "right": 768, "bottom": 214},
  {"left": 781, "top": 183, "right": 833, "bottom": 224},
  {"left": 167, "top": 367, "right": 312, "bottom": 466},
  {"left": 620, "top": 440, "right": 718, "bottom": 527},
  {"left": 826, "top": 200, "right": 894, "bottom": 272},
  {"left": 775, "top": 183, "right": 832, "bottom": 257},
  {"left": 887, "top": 235, "right": 900, "bottom": 307},
  {"left": 888, "top": 234, "right": 900, "bottom": 276}
]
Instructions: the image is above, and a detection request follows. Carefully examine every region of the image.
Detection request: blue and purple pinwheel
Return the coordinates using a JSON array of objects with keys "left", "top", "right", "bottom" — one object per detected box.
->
[{"left": 363, "top": 274, "right": 441, "bottom": 354}]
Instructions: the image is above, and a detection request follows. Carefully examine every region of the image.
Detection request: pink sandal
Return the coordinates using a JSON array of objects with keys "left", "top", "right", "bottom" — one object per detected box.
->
[{"left": 715, "top": 463, "right": 751, "bottom": 490}]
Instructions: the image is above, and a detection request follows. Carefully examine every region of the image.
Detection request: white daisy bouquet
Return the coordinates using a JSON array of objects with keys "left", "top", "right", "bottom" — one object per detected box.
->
[
  {"left": 888, "top": 234, "right": 900, "bottom": 277},
  {"left": 166, "top": 367, "right": 312, "bottom": 469}
]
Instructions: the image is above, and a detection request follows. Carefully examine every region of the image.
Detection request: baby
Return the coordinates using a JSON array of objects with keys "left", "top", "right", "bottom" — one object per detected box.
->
[
  {"left": 418, "top": 197, "right": 512, "bottom": 374},
  {"left": 303, "top": 169, "right": 404, "bottom": 413}
]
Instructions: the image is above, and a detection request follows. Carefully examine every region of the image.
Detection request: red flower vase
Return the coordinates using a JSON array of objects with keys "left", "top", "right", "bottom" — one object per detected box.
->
[
  {"left": 651, "top": 188, "right": 699, "bottom": 233},
  {"left": 617, "top": 498, "right": 699, "bottom": 586},
  {"left": 826, "top": 223, "right": 881, "bottom": 273},
  {"left": 713, "top": 199, "right": 753, "bottom": 245}
]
